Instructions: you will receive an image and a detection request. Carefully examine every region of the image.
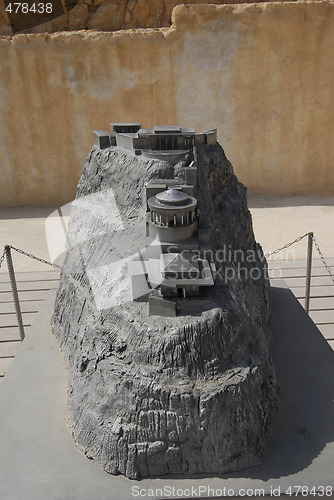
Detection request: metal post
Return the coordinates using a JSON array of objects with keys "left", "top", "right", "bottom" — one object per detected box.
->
[
  {"left": 5, "top": 245, "right": 25, "bottom": 341},
  {"left": 305, "top": 232, "right": 314, "bottom": 314}
]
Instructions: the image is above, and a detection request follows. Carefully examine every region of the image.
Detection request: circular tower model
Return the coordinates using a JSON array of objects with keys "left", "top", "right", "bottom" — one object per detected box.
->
[{"left": 147, "top": 188, "right": 197, "bottom": 243}]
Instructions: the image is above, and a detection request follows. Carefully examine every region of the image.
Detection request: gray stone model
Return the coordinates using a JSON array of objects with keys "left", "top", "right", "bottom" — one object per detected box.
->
[
  {"left": 130, "top": 185, "right": 215, "bottom": 316},
  {"left": 52, "top": 122, "right": 281, "bottom": 479},
  {"left": 93, "top": 123, "right": 217, "bottom": 155}
]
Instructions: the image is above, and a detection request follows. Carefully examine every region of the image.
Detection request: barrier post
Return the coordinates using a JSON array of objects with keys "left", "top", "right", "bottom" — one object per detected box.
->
[
  {"left": 305, "top": 232, "right": 313, "bottom": 314},
  {"left": 5, "top": 245, "right": 25, "bottom": 341}
]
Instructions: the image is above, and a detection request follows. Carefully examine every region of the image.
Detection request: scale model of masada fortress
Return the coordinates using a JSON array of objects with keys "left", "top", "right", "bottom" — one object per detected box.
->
[{"left": 51, "top": 119, "right": 281, "bottom": 478}]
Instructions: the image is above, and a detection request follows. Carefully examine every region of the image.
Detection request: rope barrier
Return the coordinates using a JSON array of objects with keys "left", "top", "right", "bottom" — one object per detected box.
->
[
  {"left": 0, "top": 247, "right": 6, "bottom": 271},
  {"left": 264, "top": 233, "right": 309, "bottom": 258},
  {"left": 1, "top": 235, "right": 332, "bottom": 276},
  {"left": 0, "top": 245, "right": 61, "bottom": 342},
  {"left": 9, "top": 245, "right": 62, "bottom": 269},
  {"left": 313, "top": 236, "right": 334, "bottom": 283},
  {"left": 0, "top": 233, "right": 333, "bottom": 341}
]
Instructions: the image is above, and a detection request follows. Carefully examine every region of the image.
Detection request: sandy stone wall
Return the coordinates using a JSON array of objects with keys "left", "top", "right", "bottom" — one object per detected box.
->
[
  {"left": 0, "top": 2, "right": 334, "bottom": 206},
  {"left": 0, "top": 0, "right": 302, "bottom": 36}
]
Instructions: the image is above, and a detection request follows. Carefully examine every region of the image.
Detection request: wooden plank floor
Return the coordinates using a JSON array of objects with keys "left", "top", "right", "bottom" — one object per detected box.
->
[
  {"left": 268, "top": 258, "right": 334, "bottom": 348},
  {"left": 0, "top": 258, "right": 333, "bottom": 382},
  {"left": 0, "top": 270, "right": 60, "bottom": 381}
]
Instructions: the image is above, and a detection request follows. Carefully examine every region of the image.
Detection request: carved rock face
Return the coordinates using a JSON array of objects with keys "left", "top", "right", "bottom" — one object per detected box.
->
[{"left": 52, "top": 143, "right": 281, "bottom": 479}]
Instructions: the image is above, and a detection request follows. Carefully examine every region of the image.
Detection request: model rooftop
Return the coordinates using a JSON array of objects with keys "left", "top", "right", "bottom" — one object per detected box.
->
[
  {"left": 156, "top": 189, "right": 190, "bottom": 205},
  {"left": 93, "top": 122, "right": 217, "bottom": 154}
]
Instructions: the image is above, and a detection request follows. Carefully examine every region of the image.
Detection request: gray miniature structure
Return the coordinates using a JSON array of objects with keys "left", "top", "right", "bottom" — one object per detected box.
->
[
  {"left": 52, "top": 122, "right": 281, "bottom": 479},
  {"left": 129, "top": 187, "right": 215, "bottom": 316},
  {"left": 93, "top": 123, "right": 217, "bottom": 160},
  {"left": 94, "top": 123, "right": 217, "bottom": 316}
]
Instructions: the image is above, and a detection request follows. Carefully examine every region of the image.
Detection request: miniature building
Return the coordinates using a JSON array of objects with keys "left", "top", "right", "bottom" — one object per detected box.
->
[
  {"left": 93, "top": 122, "right": 217, "bottom": 159},
  {"left": 147, "top": 189, "right": 197, "bottom": 243},
  {"left": 127, "top": 184, "right": 215, "bottom": 315},
  {"left": 110, "top": 122, "right": 141, "bottom": 134},
  {"left": 144, "top": 188, "right": 215, "bottom": 313},
  {"left": 93, "top": 130, "right": 110, "bottom": 149},
  {"left": 93, "top": 121, "right": 217, "bottom": 316},
  {"left": 146, "top": 189, "right": 214, "bottom": 304},
  {"left": 127, "top": 260, "right": 149, "bottom": 301}
]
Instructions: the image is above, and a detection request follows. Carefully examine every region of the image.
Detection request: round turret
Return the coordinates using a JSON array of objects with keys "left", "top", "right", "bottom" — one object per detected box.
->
[
  {"left": 156, "top": 189, "right": 189, "bottom": 206},
  {"left": 147, "top": 189, "right": 198, "bottom": 242}
]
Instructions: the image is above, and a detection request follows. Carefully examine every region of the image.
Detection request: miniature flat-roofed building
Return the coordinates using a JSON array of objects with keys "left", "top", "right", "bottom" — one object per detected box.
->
[
  {"left": 93, "top": 122, "right": 217, "bottom": 157},
  {"left": 128, "top": 260, "right": 149, "bottom": 301},
  {"left": 93, "top": 131, "right": 110, "bottom": 149},
  {"left": 153, "top": 126, "right": 181, "bottom": 133},
  {"left": 110, "top": 122, "right": 142, "bottom": 134}
]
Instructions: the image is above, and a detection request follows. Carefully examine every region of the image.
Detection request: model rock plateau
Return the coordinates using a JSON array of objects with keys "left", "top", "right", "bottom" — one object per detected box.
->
[{"left": 52, "top": 125, "right": 281, "bottom": 479}]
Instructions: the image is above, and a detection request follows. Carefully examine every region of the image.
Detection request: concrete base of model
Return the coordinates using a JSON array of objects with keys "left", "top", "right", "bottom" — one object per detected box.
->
[{"left": 0, "top": 281, "right": 333, "bottom": 499}]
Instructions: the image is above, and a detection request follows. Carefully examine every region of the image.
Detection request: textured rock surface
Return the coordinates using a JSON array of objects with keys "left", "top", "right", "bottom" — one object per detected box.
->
[
  {"left": 0, "top": 0, "right": 302, "bottom": 35},
  {"left": 52, "top": 143, "right": 281, "bottom": 478},
  {"left": 2, "top": 3, "right": 334, "bottom": 207}
]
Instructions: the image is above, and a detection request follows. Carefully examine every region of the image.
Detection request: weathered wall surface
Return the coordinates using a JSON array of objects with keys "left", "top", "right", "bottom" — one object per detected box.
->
[
  {"left": 0, "top": 0, "right": 303, "bottom": 36},
  {"left": 0, "top": 2, "right": 334, "bottom": 206}
]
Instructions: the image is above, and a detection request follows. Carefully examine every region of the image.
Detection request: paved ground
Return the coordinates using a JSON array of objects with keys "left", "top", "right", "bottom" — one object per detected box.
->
[
  {"left": 0, "top": 195, "right": 333, "bottom": 380},
  {"left": 0, "top": 206, "right": 68, "bottom": 273},
  {"left": 1, "top": 287, "right": 333, "bottom": 498},
  {"left": 248, "top": 194, "right": 334, "bottom": 260}
]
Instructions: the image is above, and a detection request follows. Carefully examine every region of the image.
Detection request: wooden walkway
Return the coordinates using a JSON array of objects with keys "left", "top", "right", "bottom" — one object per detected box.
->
[{"left": 0, "top": 258, "right": 333, "bottom": 381}]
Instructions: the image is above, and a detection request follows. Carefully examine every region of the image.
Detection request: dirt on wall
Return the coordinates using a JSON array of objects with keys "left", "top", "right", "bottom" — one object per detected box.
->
[
  {"left": 1, "top": 2, "right": 334, "bottom": 206},
  {"left": 0, "top": 0, "right": 304, "bottom": 36}
]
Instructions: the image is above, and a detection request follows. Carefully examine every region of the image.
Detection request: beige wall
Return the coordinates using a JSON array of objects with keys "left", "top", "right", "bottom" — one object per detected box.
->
[
  {"left": 1, "top": 2, "right": 334, "bottom": 207},
  {"left": 0, "top": 0, "right": 302, "bottom": 36}
]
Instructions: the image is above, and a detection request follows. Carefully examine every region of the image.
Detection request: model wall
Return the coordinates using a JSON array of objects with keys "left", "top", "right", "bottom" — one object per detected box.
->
[{"left": 0, "top": 2, "right": 333, "bottom": 206}]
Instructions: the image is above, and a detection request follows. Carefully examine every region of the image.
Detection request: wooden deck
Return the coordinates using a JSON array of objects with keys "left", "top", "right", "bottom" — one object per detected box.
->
[
  {"left": 0, "top": 258, "right": 333, "bottom": 381},
  {"left": 268, "top": 258, "right": 334, "bottom": 351}
]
